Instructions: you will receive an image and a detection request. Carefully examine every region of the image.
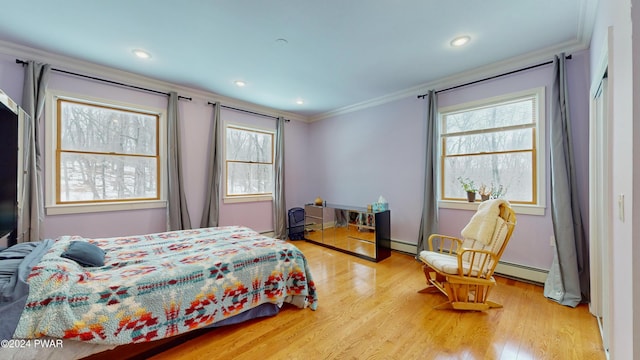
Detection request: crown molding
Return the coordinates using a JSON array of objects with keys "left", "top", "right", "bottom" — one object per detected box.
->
[
  {"left": 310, "top": 38, "right": 589, "bottom": 122},
  {"left": 577, "top": 0, "right": 599, "bottom": 48},
  {"left": 0, "top": 40, "right": 308, "bottom": 123}
]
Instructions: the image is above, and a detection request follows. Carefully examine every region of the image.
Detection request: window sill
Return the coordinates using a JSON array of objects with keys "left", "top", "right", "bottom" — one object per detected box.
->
[
  {"left": 438, "top": 200, "right": 545, "bottom": 216},
  {"left": 46, "top": 200, "right": 166, "bottom": 215},
  {"left": 223, "top": 195, "right": 273, "bottom": 204}
]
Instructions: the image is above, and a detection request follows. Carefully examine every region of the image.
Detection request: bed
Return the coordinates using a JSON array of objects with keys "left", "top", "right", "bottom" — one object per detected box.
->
[{"left": 0, "top": 226, "right": 317, "bottom": 359}]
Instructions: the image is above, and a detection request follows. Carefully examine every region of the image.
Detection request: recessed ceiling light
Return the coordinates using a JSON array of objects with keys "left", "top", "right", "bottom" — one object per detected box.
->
[
  {"left": 450, "top": 36, "right": 471, "bottom": 47},
  {"left": 132, "top": 49, "right": 151, "bottom": 59},
  {"left": 295, "top": 99, "right": 304, "bottom": 105},
  {"left": 234, "top": 80, "right": 246, "bottom": 87}
]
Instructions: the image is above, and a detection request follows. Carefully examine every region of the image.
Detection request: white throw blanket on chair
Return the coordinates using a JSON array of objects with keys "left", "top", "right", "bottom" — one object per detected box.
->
[{"left": 461, "top": 199, "right": 508, "bottom": 245}]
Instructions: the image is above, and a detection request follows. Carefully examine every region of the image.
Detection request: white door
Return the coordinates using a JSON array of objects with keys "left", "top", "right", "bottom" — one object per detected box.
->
[{"left": 589, "top": 75, "right": 611, "bottom": 355}]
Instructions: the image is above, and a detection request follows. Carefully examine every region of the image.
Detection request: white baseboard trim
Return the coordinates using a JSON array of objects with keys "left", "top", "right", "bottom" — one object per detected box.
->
[
  {"left": 390, "top": 239, "right": 418, "bottom": 255},
  {"left": 390, "top": 239, "right": 548, "bottom": 284},
  {"left": 494, "top": 262, "right": 548, "bottom": 284}
]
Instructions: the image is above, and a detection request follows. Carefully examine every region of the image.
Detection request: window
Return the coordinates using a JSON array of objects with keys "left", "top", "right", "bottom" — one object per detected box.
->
[
  {"left": 440, "top": 88, "right": 544, "bottom": 207},
  {"left": 225, "top": 125, "right": 274, "bottom": 200},
  {"left": 51, "top": 96, "right": 162, "bottom": 211}
]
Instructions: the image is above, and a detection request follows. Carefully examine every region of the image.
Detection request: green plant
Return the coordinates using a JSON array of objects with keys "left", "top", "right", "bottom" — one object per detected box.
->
[
  {"left": 457, "top": 177, "right": 477, "bottom": 193},
  {"left": 491, "top": 184, "right": 506, "bottom": 199}
]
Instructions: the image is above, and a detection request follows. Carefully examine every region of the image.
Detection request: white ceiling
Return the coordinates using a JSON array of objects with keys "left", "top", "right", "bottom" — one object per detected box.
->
[{"left": 0, "top": 1, "right": 596, "bottom": 118}]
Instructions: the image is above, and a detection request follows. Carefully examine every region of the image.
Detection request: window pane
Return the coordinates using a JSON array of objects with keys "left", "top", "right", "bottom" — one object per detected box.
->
[
  {"left": 445, "top": 128, "right": 533, "bottom": 155},
  {"left": 226, "top": 127, "right": 273, "bottom": 163},
  {"left": 59, "top": 153, "right": 158, "bottom": 202},
  {"left": 443, "top": 152, "right": 533, "bottom": 202},
  {"left": 227, "top": 162, "right": 273, "bottom": 195},
  {"left": 443, "top": 98, "right": 535, "bottom": 134},
  {"left": 59, "top": 101, "right": 157, "bottom": 156}
]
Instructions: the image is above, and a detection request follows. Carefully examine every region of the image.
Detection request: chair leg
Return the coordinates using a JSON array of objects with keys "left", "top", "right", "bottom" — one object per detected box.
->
[
  {"left": 419, "top": 264, "right": 445, "bottom": 294},
  {"left": 419, "top": 266, "right": 438, "bottom": 293},
  {"left": 421, "top": 264, "right": 446, "bottom": 284},
  {"left": 421, "top": 264, "right": 432, "bottom": 283}
]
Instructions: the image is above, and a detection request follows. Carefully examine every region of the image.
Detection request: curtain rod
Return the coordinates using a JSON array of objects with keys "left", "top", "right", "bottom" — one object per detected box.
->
[
  {"left": 207, "top": 101, "right": 290, "bottom": 122},
  {"left": 16, "top": 59, "right": 192, "bottom": 101},
  {"left": 417, "top": 54, "right": 573, "bottom": 99}
]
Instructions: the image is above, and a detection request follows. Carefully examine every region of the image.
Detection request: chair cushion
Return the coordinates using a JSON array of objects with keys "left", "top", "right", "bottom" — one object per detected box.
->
[{"left": 419, "top": 251, "right": 479, "bottom": 276}]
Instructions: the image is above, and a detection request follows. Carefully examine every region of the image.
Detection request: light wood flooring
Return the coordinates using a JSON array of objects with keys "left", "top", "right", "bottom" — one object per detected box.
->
[{"left": 150, "top": 241, "right": 605, "bottom": 360}]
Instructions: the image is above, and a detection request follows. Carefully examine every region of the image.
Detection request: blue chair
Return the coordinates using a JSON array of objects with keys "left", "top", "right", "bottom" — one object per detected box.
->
[{"left": 288, "top": 207, "right": 305, "bottom": 240}]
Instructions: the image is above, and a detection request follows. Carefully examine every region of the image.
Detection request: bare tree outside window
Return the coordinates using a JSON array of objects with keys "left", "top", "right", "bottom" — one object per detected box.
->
[
  {"left": 57, "top": 99, "right": 160, "bottom": 203},
  {"left": 225, "top": 126, "right": 274, "bottom": 197},
  {"left": 441, "top": 93, "right": 539, "bottom": 204}
]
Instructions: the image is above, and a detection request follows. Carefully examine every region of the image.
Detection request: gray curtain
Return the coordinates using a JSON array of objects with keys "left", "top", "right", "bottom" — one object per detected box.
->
[
  {"left": 166, "top": 92, "right": 192, "bottom": 231},
  {"left": 273, "top": 117, "right": 286, "bottom": 239},
  {"left": 416, "top": 90, "right": 438, "bottom": 255},
  {"left": 19, "top": 61, "right": 50, "bottom": 243},
  {"left": 200, "top": 102, "right": 222, "bottom": 228},
  {"left": 544, "top": 53, "right": 589, "bottom": 307}
]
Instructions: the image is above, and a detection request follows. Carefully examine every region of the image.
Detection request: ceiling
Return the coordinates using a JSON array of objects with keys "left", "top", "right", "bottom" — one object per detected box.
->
[{"left": 0, "top": 1, "right": 596, "bottom": 118}]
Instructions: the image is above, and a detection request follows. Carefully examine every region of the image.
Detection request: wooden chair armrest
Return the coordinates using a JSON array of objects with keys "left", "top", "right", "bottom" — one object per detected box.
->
[{"left": 427, "top": 234, "right": 464, "bottom": 254}]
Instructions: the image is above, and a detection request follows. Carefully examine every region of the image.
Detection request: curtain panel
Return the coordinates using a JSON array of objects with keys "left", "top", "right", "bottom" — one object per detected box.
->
[
  {"left": 273, "top": 117, "right": 286, "bottom": 239},
  {"left": 200, "top": 102, "right": 222, "bottom": 228},
  {"left": 544, "top": 53, "right": 589, "bottom": 307},
  {"left": 166, "top": 92, "right": 192, "bottom": 231},
  {"left": 416, "top": 90, "right": 439, "bottom": 255},
  {"left": 19, "top": 61, "right": 51, "bottom": 243}
]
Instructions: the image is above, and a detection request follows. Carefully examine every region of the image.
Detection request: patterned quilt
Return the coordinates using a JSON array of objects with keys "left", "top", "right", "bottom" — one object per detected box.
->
[{"left": 13, "top": 226, "right": 317, "bottom": 345}]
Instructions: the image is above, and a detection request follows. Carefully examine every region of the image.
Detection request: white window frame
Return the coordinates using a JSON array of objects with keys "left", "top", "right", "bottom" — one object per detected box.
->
[
  {"left": 45, "top": 90, "right": 167, "bottom": 215},
  {"left": 438, "top": 87, "right": 546, "bottom": 216},
  {"left": 223, "top": 122, "right": 274, "bottom": 204}
]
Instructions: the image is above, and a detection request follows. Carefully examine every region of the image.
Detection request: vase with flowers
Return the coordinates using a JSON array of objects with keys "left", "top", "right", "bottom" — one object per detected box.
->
[{"left": 478, "top": 184, "right": 491, "bottom": 201}]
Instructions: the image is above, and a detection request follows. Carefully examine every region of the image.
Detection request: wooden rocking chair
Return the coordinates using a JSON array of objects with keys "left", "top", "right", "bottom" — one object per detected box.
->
[{"left": 418, "top": 200, "right": 516, "bottom": 311}]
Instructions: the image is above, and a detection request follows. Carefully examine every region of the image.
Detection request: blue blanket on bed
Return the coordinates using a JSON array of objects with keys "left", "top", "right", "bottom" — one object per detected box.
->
[
  {"left": 13, "top": 226, "right": 317, "bottom": 345},
  {"left": 0, "top": 240, "right": 54, "bottom": 341}
]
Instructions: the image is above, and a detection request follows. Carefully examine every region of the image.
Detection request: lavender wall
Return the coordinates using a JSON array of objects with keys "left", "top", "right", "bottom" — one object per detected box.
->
[
  {"left": 44, "top": 69, "right": 170, "bottom": 239},
  {"left": 437, "top": 50, "right": 591, "bottom": 269},
  {"left": 217, "top": 108, "right": 311, "bottom": 233},
  {"left": 307, "top": 96, "right": 426, "bottom": 244},
  {"left": 308, "top": 50, "right": 590, "bottom": 270},
  {"left": 0, "top": 52, "right": 311, "bottom": 239},
  {"left": 0, "top": 46, "right": 591, "bottom": 271},
  {"left": 0, "top": 55, "right": 22, "bottom": 99}
]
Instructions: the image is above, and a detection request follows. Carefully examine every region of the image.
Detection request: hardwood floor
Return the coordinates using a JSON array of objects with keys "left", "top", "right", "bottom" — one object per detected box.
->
[{"left": 149, "top": 241, "right": 605, "bottom": 360}]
